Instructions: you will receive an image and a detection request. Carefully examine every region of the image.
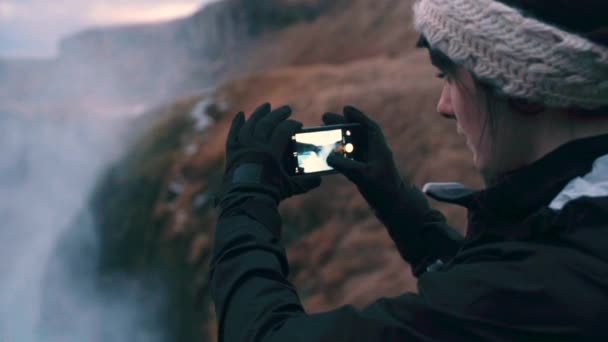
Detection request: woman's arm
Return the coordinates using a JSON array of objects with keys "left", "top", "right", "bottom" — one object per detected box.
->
[
  {"left": 322, "top": 107, "right": 464, "bottom": 276},
  {"left": 208, "top": 198, "right": 543, "bottom": 342},
  {"left": 209, "top": 201, "right": 444, "bottom": 342},
  {"left": 369, "top": 180, "right": 464, "bottom": 276}
]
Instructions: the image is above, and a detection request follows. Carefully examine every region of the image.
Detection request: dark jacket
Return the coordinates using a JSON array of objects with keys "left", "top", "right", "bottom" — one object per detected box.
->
[{"left": 209, "top": 133, "right": 608, "bottom": 341}]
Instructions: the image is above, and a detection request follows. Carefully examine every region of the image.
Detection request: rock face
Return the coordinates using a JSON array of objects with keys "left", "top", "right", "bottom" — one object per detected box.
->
[
  {"left": 0, "top": 0, "right": 335, "bottom": 118},
  {"left": 77, "top": 0, "right": 484, "bottom": 341},
  {"left": 59, "top": 0, "right": 333, "bottom": 60}
]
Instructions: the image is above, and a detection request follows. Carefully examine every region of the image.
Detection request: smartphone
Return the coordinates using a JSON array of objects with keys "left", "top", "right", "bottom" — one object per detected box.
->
[{"left": 284, "top": 123, "right": 366, "bottom": 176}]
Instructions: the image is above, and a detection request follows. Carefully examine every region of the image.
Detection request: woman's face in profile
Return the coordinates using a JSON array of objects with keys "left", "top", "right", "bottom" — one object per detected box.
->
[
  {"left": 435, "top": 66, "right": 534, "bottom": 184},
  {"left": 436, "top": 67, "right": 492, "bottom": 171}
]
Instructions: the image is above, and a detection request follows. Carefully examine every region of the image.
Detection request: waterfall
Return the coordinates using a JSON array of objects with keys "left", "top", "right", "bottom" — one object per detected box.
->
[{"left": 0, "top": 113, "right": 167, "bottom": 341}]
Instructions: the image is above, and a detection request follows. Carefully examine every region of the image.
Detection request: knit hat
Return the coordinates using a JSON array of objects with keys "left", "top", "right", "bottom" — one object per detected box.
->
[{"left": 413, "top": 0, "right": 608, "bottom": 110}]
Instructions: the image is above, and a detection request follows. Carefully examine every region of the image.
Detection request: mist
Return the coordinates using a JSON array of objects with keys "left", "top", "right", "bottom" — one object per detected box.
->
[
  {"left": 0, "top": 0, "right": 218, "bottom": 58},
  {"left": 0, "top": 1, "right": 223, "bottom": 340},
  {"left": 0, "top": 113, "right": 171, "bottom": 341}
]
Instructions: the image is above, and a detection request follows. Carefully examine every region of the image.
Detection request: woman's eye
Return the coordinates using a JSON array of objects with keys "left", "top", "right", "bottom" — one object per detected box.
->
[{"left": 436, "top": 72, "right": 447, "bottom": 79}]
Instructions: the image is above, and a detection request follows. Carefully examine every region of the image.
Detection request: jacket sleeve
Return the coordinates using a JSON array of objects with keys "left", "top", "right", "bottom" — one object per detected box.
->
[
  {"left": 368, "top": 181, "right": 464, "bottom": 276},
  {"left": 209, "top": 197, "right": 486, "bottom": 342}
]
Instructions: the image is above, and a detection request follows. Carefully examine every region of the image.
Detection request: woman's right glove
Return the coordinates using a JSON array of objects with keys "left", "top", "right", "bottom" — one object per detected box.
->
[
  {"left": 323, "top": 105, "right": 414, "bottom": 212},
  {"left": 323, "top": 106, "right": 463, "bottom": 276}
]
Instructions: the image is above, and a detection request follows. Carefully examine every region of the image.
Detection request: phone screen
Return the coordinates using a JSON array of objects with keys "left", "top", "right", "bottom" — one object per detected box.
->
[{"left": 288, "top": 124, "right": 360, "bottom": 176}]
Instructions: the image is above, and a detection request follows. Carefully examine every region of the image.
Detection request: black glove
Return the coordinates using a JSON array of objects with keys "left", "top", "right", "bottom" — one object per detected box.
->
[
  {"left": 323, "top": 106, "right": 463, "bottom": 275},
  {"left": 323, "top": 105, "right": 405, "bottom": 209},
  {"left": 216, "top": 103, "right": 322, "bottom": 217}
]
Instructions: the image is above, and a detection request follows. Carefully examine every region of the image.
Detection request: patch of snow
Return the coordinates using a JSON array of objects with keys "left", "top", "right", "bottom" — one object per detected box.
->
[
  {"left": 193, "top": 192, "right": 212, "bottom": 211},
  {"left": 190, "top": 99, "right": 214, "bottom": 131},
  {"left": 184, "top": 143, "right": 199, "bottom": 156}
]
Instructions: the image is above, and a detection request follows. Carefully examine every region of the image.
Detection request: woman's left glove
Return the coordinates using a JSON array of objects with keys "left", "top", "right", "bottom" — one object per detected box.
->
[{"left": 215, "top": 103, "right": 322, "bottom": 214}]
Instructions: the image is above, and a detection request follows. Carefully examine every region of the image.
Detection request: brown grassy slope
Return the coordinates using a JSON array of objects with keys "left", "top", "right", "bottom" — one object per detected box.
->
[{"left": 228, "top": 0, "right": 421, "bottom": 76}]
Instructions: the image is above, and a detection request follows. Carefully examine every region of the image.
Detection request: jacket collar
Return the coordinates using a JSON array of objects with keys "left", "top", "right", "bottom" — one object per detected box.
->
[{"left": 423, "top": 133, "right": 608, "bottom": 239}]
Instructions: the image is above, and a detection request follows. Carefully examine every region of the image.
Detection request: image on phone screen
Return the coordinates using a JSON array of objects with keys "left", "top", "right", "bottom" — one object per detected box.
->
[
  {"left": 287, "top": 124, "right": 360, "bottom": 176},
  {"left": 294, "top": 130, "right": 343, "bottom": 173}
]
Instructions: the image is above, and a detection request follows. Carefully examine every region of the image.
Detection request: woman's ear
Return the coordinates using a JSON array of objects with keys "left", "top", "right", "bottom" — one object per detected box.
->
[{"left": 507, "top": 98, "right": 546, "bottom": 116}]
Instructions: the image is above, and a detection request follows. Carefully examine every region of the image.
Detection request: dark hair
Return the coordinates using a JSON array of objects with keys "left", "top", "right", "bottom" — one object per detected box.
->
[
  {"left": 417, "top": 0, "right": 608, "bottom": 179},
  {"left": 495, "top": 0, "right": 608, "bottom": 47}
]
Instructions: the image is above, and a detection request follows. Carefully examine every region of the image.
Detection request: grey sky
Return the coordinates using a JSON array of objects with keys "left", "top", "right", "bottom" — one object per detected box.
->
[{"left": 0, "top": 0, "right": 220, "bottom": 58}]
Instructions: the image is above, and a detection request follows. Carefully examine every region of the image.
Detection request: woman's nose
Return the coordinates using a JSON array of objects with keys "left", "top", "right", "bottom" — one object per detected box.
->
[{"left": 437, "top": 85, "right": 456, "bottom": 120}]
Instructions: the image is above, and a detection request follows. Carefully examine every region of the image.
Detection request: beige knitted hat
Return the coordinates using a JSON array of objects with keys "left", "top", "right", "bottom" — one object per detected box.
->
[{"left": 413, "top": 0, "right": 608, "bottom": 110}]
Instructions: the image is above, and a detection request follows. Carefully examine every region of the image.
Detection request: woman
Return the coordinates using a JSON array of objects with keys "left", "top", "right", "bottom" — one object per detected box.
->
[{"left": 209, "top": 0, "right": 608, "bottom": 340}]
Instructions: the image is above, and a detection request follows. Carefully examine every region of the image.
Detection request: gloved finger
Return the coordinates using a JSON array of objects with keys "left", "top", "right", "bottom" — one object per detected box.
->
[
  {"left": 322, "top": 112, "right": 348, "bottom": 126},
  {"left": 226, "top": 111, "right": 245, "bottom": 150},
  {"left": 290, "top": 175, "right": 322, "bottom": 195},
  {"left": 270, "top": 119, "right": 302, "bottom": 151},
  {"left": 255, "top": 105, "right": 292, "bottom": 140},
  {"left": 327, "top": 152, "right": 368, "bottom": 174},
  {"left": 343, "top": 105, "right": 380, "bottom": 130},
  {"left": 244, "top": 102, "right": 272, "bottom": 135}
]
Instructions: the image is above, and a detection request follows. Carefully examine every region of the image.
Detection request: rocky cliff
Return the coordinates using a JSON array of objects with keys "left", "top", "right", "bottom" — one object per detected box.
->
[{"left": 0, "top": 0, "right": 336, "bottom": 118}]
